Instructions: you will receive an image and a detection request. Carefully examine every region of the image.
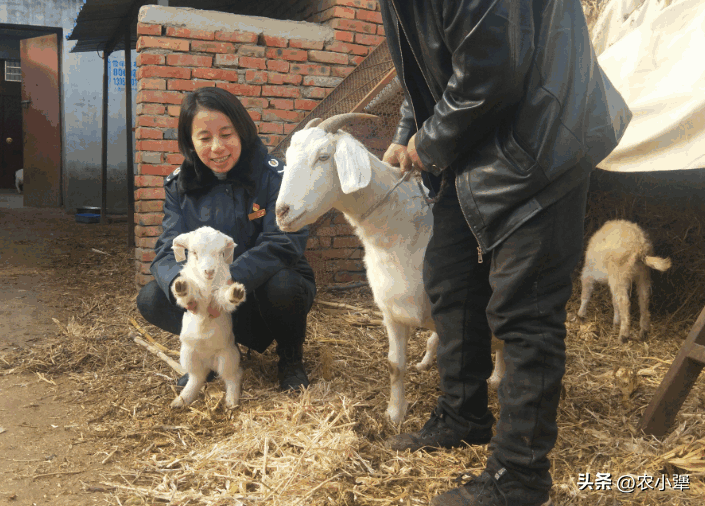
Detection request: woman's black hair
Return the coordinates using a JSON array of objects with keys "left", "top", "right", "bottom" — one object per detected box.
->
[{"left": 177, "top": 87, "right": 259, "bottom": 168}]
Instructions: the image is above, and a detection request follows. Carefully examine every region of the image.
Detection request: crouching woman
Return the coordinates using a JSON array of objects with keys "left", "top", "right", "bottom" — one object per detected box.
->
[{"left": 137, "top": 87, "right": 316, "bottom": 392}]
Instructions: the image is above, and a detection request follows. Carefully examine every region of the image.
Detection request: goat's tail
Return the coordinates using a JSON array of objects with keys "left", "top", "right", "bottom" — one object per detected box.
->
[{"left": 644, "top": 255, "right": 672, "bottom": 272}]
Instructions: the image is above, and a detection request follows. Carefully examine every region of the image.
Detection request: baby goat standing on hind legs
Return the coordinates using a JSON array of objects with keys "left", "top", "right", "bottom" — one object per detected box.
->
[
  {"left": 275, "top": 113, "right": 505, "bottom": 424},
  {"left": 169, "top": 226, "right": 247, "bottom": 409},
  {"left": 578, "top": 219, "right": 672, "bottom": 343}
]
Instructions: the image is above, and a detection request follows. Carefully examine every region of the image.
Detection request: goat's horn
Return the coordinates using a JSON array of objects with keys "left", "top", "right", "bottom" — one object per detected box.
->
[
  {"left": 317, "top": 113, "right": 379, "bottom": 133},
  {"left": 304, "top": 118, "right": 323, "bottom": 129}
]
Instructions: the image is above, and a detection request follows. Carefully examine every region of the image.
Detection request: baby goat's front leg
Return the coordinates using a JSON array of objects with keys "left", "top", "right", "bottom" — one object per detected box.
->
[
  {"left": 216, "top": 281, "right": 247, "bottom": 312},
  {"left": 172, "top": 277, "right": 195, "bottom": 309}
]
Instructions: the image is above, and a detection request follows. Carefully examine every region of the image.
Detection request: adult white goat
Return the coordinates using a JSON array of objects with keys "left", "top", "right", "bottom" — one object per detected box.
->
[
  {"left": 275, "top": 113, "right": 504, "bottom": 424},
  {"left": 170, "top": 226, "right": 247, "bottom": 409}
]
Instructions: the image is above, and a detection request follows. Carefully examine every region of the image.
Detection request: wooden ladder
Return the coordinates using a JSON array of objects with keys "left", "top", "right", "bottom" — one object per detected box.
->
[{"left": 638, "top": 304, "right": 705, "bottom": 437}]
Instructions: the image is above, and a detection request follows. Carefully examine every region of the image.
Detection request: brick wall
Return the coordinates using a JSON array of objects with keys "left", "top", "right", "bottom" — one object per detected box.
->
[{"left": 134, "top": 1, "right": 386, "bottom": 287}]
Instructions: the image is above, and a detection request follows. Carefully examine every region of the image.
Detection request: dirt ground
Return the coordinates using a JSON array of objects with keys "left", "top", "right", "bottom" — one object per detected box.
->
[{"left": 0, "top": 195, "right": 132, "bottom": 505}]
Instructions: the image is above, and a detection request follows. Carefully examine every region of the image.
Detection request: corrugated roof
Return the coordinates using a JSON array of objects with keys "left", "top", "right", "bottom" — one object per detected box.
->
[{"left": 67, "top": 0, "right": 271, "bottom": 54}]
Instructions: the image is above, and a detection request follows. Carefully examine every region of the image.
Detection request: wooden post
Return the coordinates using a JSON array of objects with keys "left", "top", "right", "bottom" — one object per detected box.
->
[
  {"left": 124, "top": 28, "right": 134, "bottom": 248},
  {"left": 101, "top": 50, "right": 109, "bottom": 224}
]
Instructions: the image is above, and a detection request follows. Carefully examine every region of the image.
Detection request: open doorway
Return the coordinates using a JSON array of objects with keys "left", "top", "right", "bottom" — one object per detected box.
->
[{"left": 0, "top": 24, "right": 62, "bottom": 206}]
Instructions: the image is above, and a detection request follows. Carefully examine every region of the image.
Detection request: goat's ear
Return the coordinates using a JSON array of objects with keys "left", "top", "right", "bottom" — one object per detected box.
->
[
  {"left": 172, "top": 232, "right": 191, "bottom": 262},
  {"left": 223, "top": 239, "right": 235, "bottom": 265},
  {"left": 334, "top": 135, "right": 371, "bottom": 194}
]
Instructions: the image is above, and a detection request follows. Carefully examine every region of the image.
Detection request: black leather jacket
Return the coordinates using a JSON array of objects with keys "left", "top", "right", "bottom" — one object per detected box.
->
[{"left": 379, "top": 0, "right": 632, "bottom": 253}]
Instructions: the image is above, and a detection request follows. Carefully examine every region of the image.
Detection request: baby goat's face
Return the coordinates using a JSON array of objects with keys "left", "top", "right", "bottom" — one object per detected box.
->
[
  {"left": 173, "top": 227, "right": 236, "bottom": 286},
  {"left": 276, "top": 129, "right": 342, "bottom": 232}
]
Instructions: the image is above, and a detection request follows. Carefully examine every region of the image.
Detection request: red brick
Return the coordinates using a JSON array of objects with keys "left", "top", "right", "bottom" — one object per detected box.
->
[
  {"left": 351, "top": 55, "right": 365, "bottom": 65},
  {"left": 135, "top": 247, "right": 157, "bottom": 262},
  {"left": 263, "top": 109, "right": 304, "bottom": 122},
  {"left": 135, "top": 213, "right": 164, "bottom": 227},
  {"left": 313, "top": 6, "right": 356, "bottom": 22},
  {"left": 135, "top": 127, "right": 163, "bottom": 140},
  {"left": 165, "top": 26, "right": 215, "bottom": 40},
  {"left": 262, "top": 35, "right": 287, "bottom": 47},
  {"left": 333, "top": 236, "right": 362, "bottom": 248},
  {"left": 356, "top": 10, "right": 383, "bottom": 23},
  {"left": 192, "top": 67, "right": 239, "bottom": 81},
  {"left": 137, "top": 36, "right": 189, "bottom": 52},
  {"left": 166, "top": 54, "right": 212, "bottom": 67},
  {"left": 216, "top": 82, "right": 262, "bottom": 97},
  {"left": 166, "top": 153, "right": 185, "bottom": 164},
  {"left": 137, "top": 23, "right": 161, "bottom": 36},
  {"left": 240, "top": 97, "right": 269, "bottom": 109},
  {"left": 136, "top": 53, "right": 165, "bottom": 66},
  {"left": 136, "top": 140, "right": 180, "bottom": 152},
  {"left": 134, "top": 224, "right": 163, "bottom": 237},
  {"left": 167, "top": 105, "right": 181, "bottom": 117},
  {"left": 135, "top": 272, "right": 155, "bottom": 286},
  {"left": 137, "top": 103, "right": 166, "bottom": 115},
  {"left": 377, "top": 24, "right": 386, "bottom": 36},
  {"left": 136, "top": 90, "right": 184, "bottom": 105},
  {"left": 259, "top": 122, "right": 284, "bottom": 134},
  {"left": 138, "top": 115, "right": 179, "bottom": 129},
  {"left": 215, "top": 30, "right": 259, "bottom": 43},
  {"left": 324, "top": 41, "right": 368, "bottom": 56},
  {"left": 283, "top": 123, "right": 298, "bottom": 134},
  {"left": 167, "top": 79, "right": 216, "bottom": 92},
  {"left": 289, "top": 39, "right": 325, "bottom": 50},
  {"left": 237, "top": 45, "right": 266, "bottom": 57},
  {"left": 326, "top": 19, "right": 377, "bottom": 34},
  {"left": 139, "top": 164, "right": 180, "bottom": 176},
  {"left": 320, "top": 0, "right": 378, "bottom": 9},
  {"left": 355, "top": 33, "right": 385, "bottom": 46},
  {"left": 135, "top": 175, "right": 164, "bottom": 187},
  {"left": 262, "top": 85, "right": 301, "bottom": 98},
  {"left": 317, "top": 223, "right": 355, "bottom": 236},
  {"left": 137, "top": 260, "right": 153, "bottom": 275},
  {"left": 266, "top": 59, "right": 290, "bottom": 73},
  {"left": 191, "top": 40, "right": 235, "bottom": 54},
  {"left": 239, "top": 56, "right": 267, "bottom": 70},
  {"left": 269, "top": 98, "right": 294, "bottom": 110},
  {"left": 294, "top": 99, "right": 318, "bottom": 111},
  {"left": 248, "top": 110, "right": 261, "bottom": 122},
  {"left": 135, "top": 188, "right": 166, "bottom": 201},
  {"left": 138, "top": 78, "right": 166, "bottom": 91},
  {"left": 245, "top": 70, "right": 268, "bottom": 84},
  {"left": 135, "top": 237, "right": 158, "bottom": 249},
  {"left": 319, "top": 247, "right": 363, "bottom": 259},
  {"left": 265, "top": 48, "right": 308, "bottom": 62},
  {"left": 308, "top": 50, "right": 348, "bottom": 65},
  {"left": 303, "top": 87, "right": 328, "bottom": 99},
  {"left": 290, "top": 63, "right": 330, "bottom": 76},
  {"left": 135, "top": 200, "right": 164, "bottom": 213},
  {"left": 331, "top": 66, "right": 355, "bottom": 78},
  {"left": 335, "top": 30, "right": 355, "bottom": 43},
  {"left": 214, "top": 54, "right": 240, "bottom": 67},
  {"left": 259, "top": 134, "right": 285, "bottom": 146},
  {"left": 267, "top": 72, "right": 302, "bottom": 85},
  {"left": 333, "top": 212, "right": 351, "bottom": 224},
  {"left": 138, "top": 65, "right": 191, "bottom": 80}
]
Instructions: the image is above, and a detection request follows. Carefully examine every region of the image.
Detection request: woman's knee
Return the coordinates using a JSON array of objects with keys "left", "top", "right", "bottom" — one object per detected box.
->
[
  {"left": 136, "top": 281, "right": 162, "bottom": 316},
  {"left": 257, "top": 269, "right": 314, "bottom": 312}
]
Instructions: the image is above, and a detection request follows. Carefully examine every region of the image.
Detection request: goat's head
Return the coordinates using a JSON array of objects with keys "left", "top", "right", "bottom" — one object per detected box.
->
[
  {"left": 275, "top": 113, "right": 378, "bottom": 232},
  {"left": 172, "top": 226, "right": 236, "bottom": 285}
]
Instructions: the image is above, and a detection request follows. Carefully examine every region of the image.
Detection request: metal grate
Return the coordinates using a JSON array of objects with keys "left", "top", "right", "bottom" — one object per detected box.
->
[
  {"left": 271, "top": 40, "right": 405, "bottom": 161},
  {"left": 4, "top": 60, "right": 21, "bottom": 82}
]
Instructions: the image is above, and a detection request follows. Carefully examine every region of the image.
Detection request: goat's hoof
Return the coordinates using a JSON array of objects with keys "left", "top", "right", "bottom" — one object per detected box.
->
[
  {"left": 225, "top": 399, "right": 240, "bottom": 410},
  {"left": 173, "top": 279, "right": 189, "bottom": 297},
  {"left": 618, "top": 334, "right": 628, "bottom": 344},
  {"left": 227, "top": 282, "right": 246, "bottom": 305},
  {"left": 385, "top": 405, "right": 408, "bottom": 425},
  {"left": 488, "top": 377, "right": 501, "bottom": 390},
  {"left": 414, "top": 361, "right": 431, "bottom": 372},
  {"left": 638, "top": 330, "right": 648, "bottom": 341},
  {"left": 170, "top": 396, "right": 186, "bottom": 408}
]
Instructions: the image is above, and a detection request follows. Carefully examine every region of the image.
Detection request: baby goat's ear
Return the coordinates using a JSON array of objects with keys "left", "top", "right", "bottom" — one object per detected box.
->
[
  {"left": 335, "top": 135, "right": 371, "bottom": 194},
  {"left": 172, "top": 232, "right": 191, "bottom": 262},
  {"left": 223, "top": 239, "right": 235, "bottom": 265}
]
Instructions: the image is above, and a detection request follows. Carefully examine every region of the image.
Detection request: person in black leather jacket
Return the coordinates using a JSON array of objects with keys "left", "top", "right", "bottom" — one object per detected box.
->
[
  {"left": 378, "top": 1, "right": 631, "bottom": 505},
  {"left": 136, "top": 87, "right": 316, "bottom": 392}
]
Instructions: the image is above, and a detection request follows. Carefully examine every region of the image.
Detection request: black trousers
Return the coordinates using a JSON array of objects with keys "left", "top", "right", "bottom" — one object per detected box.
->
[
  {"left": 424, "top": 174, "right": 589, "bottom": 490},
  {"left": 136, "top": 268, "right": 316, "bottom": 354}
]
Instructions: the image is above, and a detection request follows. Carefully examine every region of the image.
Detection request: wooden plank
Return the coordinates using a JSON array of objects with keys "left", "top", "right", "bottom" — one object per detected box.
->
[
  {"left": 638, "top": 305, "right": 705, "bottom": 437},
  {"left": 351, "top": 68, "right": 397, "bottom": 113}
]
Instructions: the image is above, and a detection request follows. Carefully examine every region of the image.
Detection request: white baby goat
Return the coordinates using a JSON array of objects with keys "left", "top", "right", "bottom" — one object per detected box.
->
[
  {"left": 170, "top": 226, "right": 247, "bottom": 409},
  {"left": 15, "top": 169, "right": 23, "bottom": 194},
  {"left": 578, "top": 219, "right": 671, "bottom": 343},
  {"left": 275, "top": 113, "right": 504, "bottom": 424}
]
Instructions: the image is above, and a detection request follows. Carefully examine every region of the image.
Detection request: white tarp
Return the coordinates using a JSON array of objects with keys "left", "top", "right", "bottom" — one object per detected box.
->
[{"left": 593, "top": 0, "right": 705, "bottom": 172}]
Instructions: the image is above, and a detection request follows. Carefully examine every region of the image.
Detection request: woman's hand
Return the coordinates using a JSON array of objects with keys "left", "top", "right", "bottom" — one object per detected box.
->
[{"left": 186, "top": 279, "right": 236, "bottom": 317}]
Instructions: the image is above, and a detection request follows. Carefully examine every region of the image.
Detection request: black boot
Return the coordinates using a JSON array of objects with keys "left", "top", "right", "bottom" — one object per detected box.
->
[
  {"left": 176, "top": 370, "right": 218, "bottom": 388},
  {"left": 276, "top": 339, "right": 309, "bottom": 392}
]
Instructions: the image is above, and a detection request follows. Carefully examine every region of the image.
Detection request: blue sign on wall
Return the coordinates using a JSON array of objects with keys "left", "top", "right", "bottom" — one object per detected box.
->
[{"left": 110, "top": 58, "right": 137, "bottom": 91}]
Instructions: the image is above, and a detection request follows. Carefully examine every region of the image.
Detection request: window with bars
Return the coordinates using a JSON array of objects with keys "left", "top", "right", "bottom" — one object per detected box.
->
[{"left": 5, "top": 60, "right": 21, "bottom": 82}]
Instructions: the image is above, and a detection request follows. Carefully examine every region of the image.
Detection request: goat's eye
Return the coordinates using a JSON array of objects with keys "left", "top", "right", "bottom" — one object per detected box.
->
[
  {"left": 192, "top": 252, "right": 198, "bottom": 259},
  {"left": 318, "top": 154, "right": 330, "bottom": 161}
]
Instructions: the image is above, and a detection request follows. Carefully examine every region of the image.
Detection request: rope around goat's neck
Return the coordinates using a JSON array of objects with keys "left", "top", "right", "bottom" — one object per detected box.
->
[{"left": 359, "top": 170, "right": 431, "bottom": 222}]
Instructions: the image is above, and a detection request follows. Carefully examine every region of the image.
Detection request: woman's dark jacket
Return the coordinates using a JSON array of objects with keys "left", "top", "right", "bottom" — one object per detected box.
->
[
  {"left": 379, "top": 0, "right": 632, "bottom": 253},
  {"left": 150, "top": 138, "right": 315, "bottom": 301}
]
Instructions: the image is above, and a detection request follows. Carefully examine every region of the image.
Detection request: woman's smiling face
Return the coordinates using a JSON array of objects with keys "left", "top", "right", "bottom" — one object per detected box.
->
[{"left": 191, "top": 108, "right": 242, "bottom": 175}]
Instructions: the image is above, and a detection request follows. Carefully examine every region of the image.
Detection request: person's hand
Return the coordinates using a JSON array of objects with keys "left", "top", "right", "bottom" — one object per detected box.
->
[
  {"left": 382, "top": 143, "right": 413, "bottom": 174},
  {"left": 407, "top": 133, "right": 425, "bottom": 172},
  {"left": 186, "top": 279, "right": 235, "bottom": 318}
]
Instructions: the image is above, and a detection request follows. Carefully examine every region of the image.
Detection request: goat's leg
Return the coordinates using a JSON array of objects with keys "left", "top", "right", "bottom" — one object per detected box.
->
[
  {"left": 608, "top": 273, "right": 631, "bottom": 343},
  {"left": 577, "top": 274, "right": 596, "bottom": 318},
  {"left": 385, "top": 318, "right": 411, "bottom": 424},
  {"left": 219, "top": 347, "right": 244, "bottom": 409},
  {"left": 172, "top": 277, "right": 195, "bottom": 310},
  {"left": 488, "top": 338, "right": 505, "bottom": 390},
  {"left": 217, "top": 281, "right": 247, "bottom": 312},
  {"left": 415, "top": 332, "right": 438, "bottom": 371},
  {"left": 172, "top": 349, "right": 208, "bottom": 407},
  {"left": 635, "top": 264, "right": 651, "bottom": 341}
]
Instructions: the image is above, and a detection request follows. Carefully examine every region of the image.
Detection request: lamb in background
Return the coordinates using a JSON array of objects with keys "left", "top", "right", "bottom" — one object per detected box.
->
[
  {"left": 578, "top": 219, "right": 672, "bottom": 343},
  {"left": 275, "top": 113, "right": 505, "bottom": 424},
  {"left": 170, "top": 226, "right": 247, "bottom": 409},
  {"left": 15, "top": 169, "right": 23, "bottom": 193}
]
